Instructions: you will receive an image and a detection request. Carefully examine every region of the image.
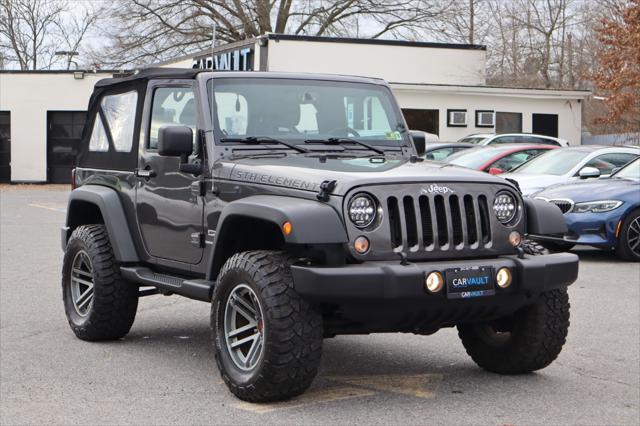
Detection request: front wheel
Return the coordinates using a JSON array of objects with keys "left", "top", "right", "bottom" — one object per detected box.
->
[
  {"left": 458, "top": 288, "right": 570, "bottom": 374},
  {"left": 211, "top": 250, "right": 323, "bottom": 402},
  {"left": 616, "top": 210, "right": 640, "bottom": 261}
]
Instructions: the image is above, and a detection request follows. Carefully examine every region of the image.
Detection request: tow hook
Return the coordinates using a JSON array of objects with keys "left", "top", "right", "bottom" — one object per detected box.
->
[
  {"left": 397, "top": 252, "right": 410, "bottom": 265},
  {"left": 317, "top": 179, "right": 337, "bottom": 202}
]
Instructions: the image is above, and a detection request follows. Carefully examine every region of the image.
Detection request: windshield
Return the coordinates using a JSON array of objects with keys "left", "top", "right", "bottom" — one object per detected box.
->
[
  {"left": 445, "top": 147, "right": 509, "bottom": 169},
  {"left": 613, "top": 158, "right": 640, "bottom": 180},
  {"left": 515, "top": 149, "right": 591, "bottom": 175},
  {"left": 207, "top": 78, "right": 409, "bottom": 147},
  {"left": 459, "top": 136, "right": 489, "bottom": 144}
]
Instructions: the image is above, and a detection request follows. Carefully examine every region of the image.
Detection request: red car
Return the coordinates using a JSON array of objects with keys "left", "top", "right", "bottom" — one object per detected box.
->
[{"left": 443, "top": 144, "right": 559, "bottom": 174}]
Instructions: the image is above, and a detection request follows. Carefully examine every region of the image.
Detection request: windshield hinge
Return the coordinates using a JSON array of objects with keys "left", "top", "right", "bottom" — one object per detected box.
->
[{"left": 317, "top": 180, "right": 337, "bottom": 202}]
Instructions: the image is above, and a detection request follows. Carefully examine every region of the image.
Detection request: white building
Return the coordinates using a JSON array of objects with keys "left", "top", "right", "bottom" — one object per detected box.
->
[{"left": 0, "top": 34, "right": 589, "bottom": 183}]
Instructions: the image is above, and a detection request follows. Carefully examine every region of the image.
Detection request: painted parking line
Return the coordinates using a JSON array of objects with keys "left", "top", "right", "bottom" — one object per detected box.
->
[
  {"left": 232, "top": 386, "right": 376, "bottom": 414},
  {"left": 28, "top": 203, "right": 67, "bottom": 213},
  {"left": 325, "top": 373, "right": 443, "bottom": 400}
]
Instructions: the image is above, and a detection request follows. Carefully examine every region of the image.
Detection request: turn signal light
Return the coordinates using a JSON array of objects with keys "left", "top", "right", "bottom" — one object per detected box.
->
[
  {"left": 496, "top": 267, "right": 513, "bottom": 288},
  {"left": 354, "top": 236, "right": 370, "bottom": 254},
  {"left": 282, "top": 221, "right": 292, "bottom": 236},
  {"left": 425, "top": 271, "right": 444, "bottom": 293}
]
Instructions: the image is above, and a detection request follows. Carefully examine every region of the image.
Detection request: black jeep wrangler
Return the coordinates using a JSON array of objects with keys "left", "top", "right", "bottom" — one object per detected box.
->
[{"left": 61, "top": 68, "right": 578, "bottom": 402}]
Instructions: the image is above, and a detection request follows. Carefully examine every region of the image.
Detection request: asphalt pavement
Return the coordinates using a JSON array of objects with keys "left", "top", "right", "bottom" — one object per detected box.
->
[{"left": 1, "top": 185, "right": 639, "bottom": 425}]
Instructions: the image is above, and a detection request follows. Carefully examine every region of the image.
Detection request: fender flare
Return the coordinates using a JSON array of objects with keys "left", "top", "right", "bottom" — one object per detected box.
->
[
  {"left": 63, "top": 185, "right": 139, "bottom": 262},
  {"left": 524, "top": 198, "right": 568, "bottom": 235},
  {"left": 206, "top": 195, "right": 348, "bottom": 280}
]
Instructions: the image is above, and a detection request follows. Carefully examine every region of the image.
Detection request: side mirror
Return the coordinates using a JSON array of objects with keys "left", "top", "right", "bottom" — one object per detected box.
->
[
  {"left": 409, "top": 130, "right": 426, "bottom": 156},
  {"left": 158, "top": 126, "right": 193, "bottom": 163},
  {"left": 578, "top": 166, "right": 601, "bottom": 179},
  {"left": 488, "top": 167, "right": 504, "bottom": 175}
]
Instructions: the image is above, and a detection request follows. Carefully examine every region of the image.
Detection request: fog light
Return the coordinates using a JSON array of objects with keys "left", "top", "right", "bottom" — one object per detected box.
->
[
  {"left": 353, "top": 236, "right": 370, "bottom": 254},
  {"left": 508, "top": 231, "right": 522, "bottom": 247},
  {"left": 425, "top": 271, "right": 444, "bottom": 293},
  {"left": 496, "top": 267, "right": 512, "bottom": 288}
]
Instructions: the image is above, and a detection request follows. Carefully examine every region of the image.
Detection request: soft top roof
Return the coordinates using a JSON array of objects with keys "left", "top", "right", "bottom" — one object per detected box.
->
[
  {"left": 95, "top": 68, "right": 202, "bottom": 88},
  {"left": 95, "top": 67, "right": 387, "bottom": 89}
]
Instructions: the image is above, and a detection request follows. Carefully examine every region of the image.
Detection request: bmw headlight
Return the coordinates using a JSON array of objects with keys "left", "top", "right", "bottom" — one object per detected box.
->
[
  {"left": 348, "top": 193, "right": 379, "bottom": 228},
  {"left": 493, "top": 191, "right": 519, "bottom": 225},
  {"left": 573, "top": 200, "right": 622, "bottom": 213}
]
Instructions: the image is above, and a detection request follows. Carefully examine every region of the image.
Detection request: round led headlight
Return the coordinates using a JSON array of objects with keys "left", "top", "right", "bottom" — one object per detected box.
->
[
  {"left": 348, "top": 193, "right": 378, "bottom": 228},
  {"left": 493, "top": 191, "right": 519, "bottom": 225}
]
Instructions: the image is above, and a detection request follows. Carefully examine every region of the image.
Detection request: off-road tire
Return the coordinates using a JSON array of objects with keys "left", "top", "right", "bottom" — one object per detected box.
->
[
  {"left": 62, "top": 225, "right": 138, "bottom": 341},
  {"left": 616, "top": 209, "right": 640, "bottom": 262},
  {"left": 458, "top": 242, "right": 569, "bottom": 374},
  {"left": 540, "top": 241, "right": 575, "bottom": 253},
  {"left": 211, "top": 250, "right": 323, "bottom": 402},
  {"left": 522, "top": 239, "right": 549, "bottom": 255}
]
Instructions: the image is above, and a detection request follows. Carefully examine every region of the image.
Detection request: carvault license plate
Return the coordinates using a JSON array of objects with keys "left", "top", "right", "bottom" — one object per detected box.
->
[{"left": 445, "top": 266, "right": 494, "bottom": 299}]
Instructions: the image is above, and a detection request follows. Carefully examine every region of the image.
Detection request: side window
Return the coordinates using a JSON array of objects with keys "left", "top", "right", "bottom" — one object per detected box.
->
[
  {"left": 492, "top": 136, "right": 518, "bottom": 144},
  {"left": 425, "top": 147, "right": 454, "bottom": 161},
  {"left": 585, "top": 153, "right": 639, "bottom": 175},
  {"left": 101, "top": 91, "right": 137, "bottom": 152},
  {"left": 88, "top": 116, "right": 109, "bottom": 152},
  {"left": 150, "top": 87, "right": 197, "bottom": 149}
]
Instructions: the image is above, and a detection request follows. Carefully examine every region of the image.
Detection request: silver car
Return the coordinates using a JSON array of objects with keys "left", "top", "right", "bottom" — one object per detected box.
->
[{"left": 501, "top": 145, "right": 640, "bottom": 196}]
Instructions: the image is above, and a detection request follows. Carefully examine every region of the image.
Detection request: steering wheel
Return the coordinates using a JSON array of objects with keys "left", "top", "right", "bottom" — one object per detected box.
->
[{"left": 328, "top": 127, "right": 361, "bottom": 137}]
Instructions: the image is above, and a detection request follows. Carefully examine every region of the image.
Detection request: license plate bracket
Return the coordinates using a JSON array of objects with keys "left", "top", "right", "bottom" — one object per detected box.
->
[{"left": 445, "top": 266, "right": 494, "bottom": 299}]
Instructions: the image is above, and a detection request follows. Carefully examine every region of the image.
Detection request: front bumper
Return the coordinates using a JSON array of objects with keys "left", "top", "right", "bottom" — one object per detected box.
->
[
  {"left": 532, "top": 210, "right": 623, "bottom": 248},
  {"left": 291, "top": 253, "right": 578, "bottom": 303}
]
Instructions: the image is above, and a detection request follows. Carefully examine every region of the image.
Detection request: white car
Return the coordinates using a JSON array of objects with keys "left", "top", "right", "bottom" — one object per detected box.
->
[
  {"left": 500, "top": 145, "right": 640, "bottom": 196},
  {"left": 458, "top": 133, "right": 569, "bottom": 147}
]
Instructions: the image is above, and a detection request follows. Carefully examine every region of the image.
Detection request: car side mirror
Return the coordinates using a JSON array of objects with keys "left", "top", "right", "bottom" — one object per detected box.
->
[
  {"left": 578, "top": 166, "right": 601, "bottom": 179},
  {"left": 409, "top": 130, "right": 426, "bottom": 156},
  {"left": 158, "top": 126, "right": 193, "bottom": 163},
  {"left": 488, "top": 167, "right": 504, "bottom": 175}
]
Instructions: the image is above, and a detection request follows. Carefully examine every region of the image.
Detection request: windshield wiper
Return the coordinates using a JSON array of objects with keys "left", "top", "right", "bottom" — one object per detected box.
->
[
  {"left": 304, "top": 137, "right": 386, "bottom": 155},
  {"left": 220, "top": 136, "right": 309, "bottom": 153}
]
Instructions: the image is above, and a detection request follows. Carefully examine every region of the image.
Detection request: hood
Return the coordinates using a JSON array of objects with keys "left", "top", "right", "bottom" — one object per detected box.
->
[
  {"left": 215, "top": 155, "right": 513, "bottom": 196},
  {"left": 500, "top": 173, "right": 567, "bottom": 196},
  {"left": 534, "top": 177, "right": 640, "bottom": 202}
]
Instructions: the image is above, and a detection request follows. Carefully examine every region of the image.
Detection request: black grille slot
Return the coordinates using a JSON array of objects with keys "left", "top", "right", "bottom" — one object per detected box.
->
[
  {"left": 434, "top": 195, "right": 448, "bottom": 247},
  {"left": 418, "top": 195, "right": 433, "bottom": 247},
  {"left": 388, "top": 197, "right": 402, "bottom": 248},
  {"left": 449, "top": 195, "right": 463, "bottom": 246},
  {"left": 478, "top": 195, "right": 492, "bottom": 244},
  {"left": 464, "top": 195, "right": 478, "bottom": 245},
  {"left": 403, "top": 196, "right": 418, "bottom": 248}
]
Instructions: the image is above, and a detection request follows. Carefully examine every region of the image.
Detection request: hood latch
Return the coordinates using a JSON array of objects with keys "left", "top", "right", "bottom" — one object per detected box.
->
[{"left": 317, "top": 180, "right": 337, "bottom": 202}]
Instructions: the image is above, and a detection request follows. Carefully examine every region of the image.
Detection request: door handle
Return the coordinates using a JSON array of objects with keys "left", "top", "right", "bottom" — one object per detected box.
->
[{"left": 135, "top": 168, "right": 156, "bottom": 178}]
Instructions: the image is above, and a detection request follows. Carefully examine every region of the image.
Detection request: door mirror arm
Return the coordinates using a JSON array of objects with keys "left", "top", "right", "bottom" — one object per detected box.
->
[{"left": 179, "top": 162, "right": 203, "bottom": 176}]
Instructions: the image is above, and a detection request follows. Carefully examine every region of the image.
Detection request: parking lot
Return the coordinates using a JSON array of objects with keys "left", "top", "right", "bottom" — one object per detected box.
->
[{"left": 1, "top": 185, "right": 638, "bottom": 425}]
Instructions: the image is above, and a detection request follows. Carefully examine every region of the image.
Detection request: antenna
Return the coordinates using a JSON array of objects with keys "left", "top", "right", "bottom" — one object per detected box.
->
[{"left": 211, "top": 23, "right": 216, "bottom": 138}]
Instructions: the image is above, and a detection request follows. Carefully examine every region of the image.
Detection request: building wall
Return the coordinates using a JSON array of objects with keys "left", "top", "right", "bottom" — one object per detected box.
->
[
  {"left": 266, "top": 39, "right": 486, "bottom": 86},
  {"left": 0, "top": 72, "right": 109, "bottom": 182},
  {"left": 392, "top": 86, "right": 584, "bottom": 145}
]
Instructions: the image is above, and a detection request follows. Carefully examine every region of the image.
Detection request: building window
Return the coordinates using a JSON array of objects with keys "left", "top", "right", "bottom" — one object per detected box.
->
[
  {"left": 475, "top": 110, "right": 495, "bottom": 128},
  {"left": 532, "top": 113, "right": 558, "bottom": 137},
  {"left": 401, "top": 109, "right": 439, "bottom": 135},
  {"left": 495, "top": 112, "right": 523, "bottom": 133},
  {"left": 447, "top": 109, "right": 467, "bottom": 127}
]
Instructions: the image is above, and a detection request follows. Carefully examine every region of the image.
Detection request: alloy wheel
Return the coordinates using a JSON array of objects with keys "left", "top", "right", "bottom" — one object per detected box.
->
[
  {"left": 223, "top": 284, "right": 265, "bottom": 371},
  {"left": 627, "top": 216, "right": 640, "bottom": 256},
  {"left": 70, "top": 250, "right": 94, "bottom": 317}
]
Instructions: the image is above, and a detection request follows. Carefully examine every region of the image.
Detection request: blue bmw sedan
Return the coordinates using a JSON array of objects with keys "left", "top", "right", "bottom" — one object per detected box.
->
[{"left": 531, "top": 158, "right": 640, "bottom": 261}]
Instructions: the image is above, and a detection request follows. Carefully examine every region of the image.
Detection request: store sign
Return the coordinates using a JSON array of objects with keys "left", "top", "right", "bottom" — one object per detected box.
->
[{"left": 192, "top": 47, "right": 253, "bottom": 71}]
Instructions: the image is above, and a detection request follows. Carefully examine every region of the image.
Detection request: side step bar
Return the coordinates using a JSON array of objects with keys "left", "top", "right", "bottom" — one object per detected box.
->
[{"left": 120, "top": 266, "right": 214, "bottom": 302}]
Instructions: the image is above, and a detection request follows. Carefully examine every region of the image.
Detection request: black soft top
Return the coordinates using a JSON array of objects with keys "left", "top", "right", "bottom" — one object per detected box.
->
[{"left": 95, "top": 68, "right": 202, "bottom": 88}]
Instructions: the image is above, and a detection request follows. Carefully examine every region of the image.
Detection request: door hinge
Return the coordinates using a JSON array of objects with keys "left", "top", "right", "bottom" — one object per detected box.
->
[{"left": 190, "top": 232, "right": 205, "bottom": 248}]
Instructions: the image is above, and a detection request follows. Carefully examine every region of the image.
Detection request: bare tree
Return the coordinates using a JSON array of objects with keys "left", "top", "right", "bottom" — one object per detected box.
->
[
  {"left": 54, "top": 8, "right": 98, "bottom": 70},
  {"left": 0, "top": 0, "right": 65, "bottom": 69},
  {"left": 97, "top": 0, "right": 450, "bottom": 67}
]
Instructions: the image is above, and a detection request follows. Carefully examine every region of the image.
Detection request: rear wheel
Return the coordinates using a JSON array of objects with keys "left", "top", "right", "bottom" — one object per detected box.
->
[
  {"left": 62, "top": 225, "right": 138, "bottom": 341},
  {"left": 211, "top": 250, "right": 323, "bottom": 402},
  {"left": 616, "top": 210, "right": 640, "bottom": 261}
]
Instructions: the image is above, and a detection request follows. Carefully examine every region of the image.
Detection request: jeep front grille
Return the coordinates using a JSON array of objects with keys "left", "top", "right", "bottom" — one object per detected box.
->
[{"left": 387, "top": 194, "right": 492, "bottom": 252}]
